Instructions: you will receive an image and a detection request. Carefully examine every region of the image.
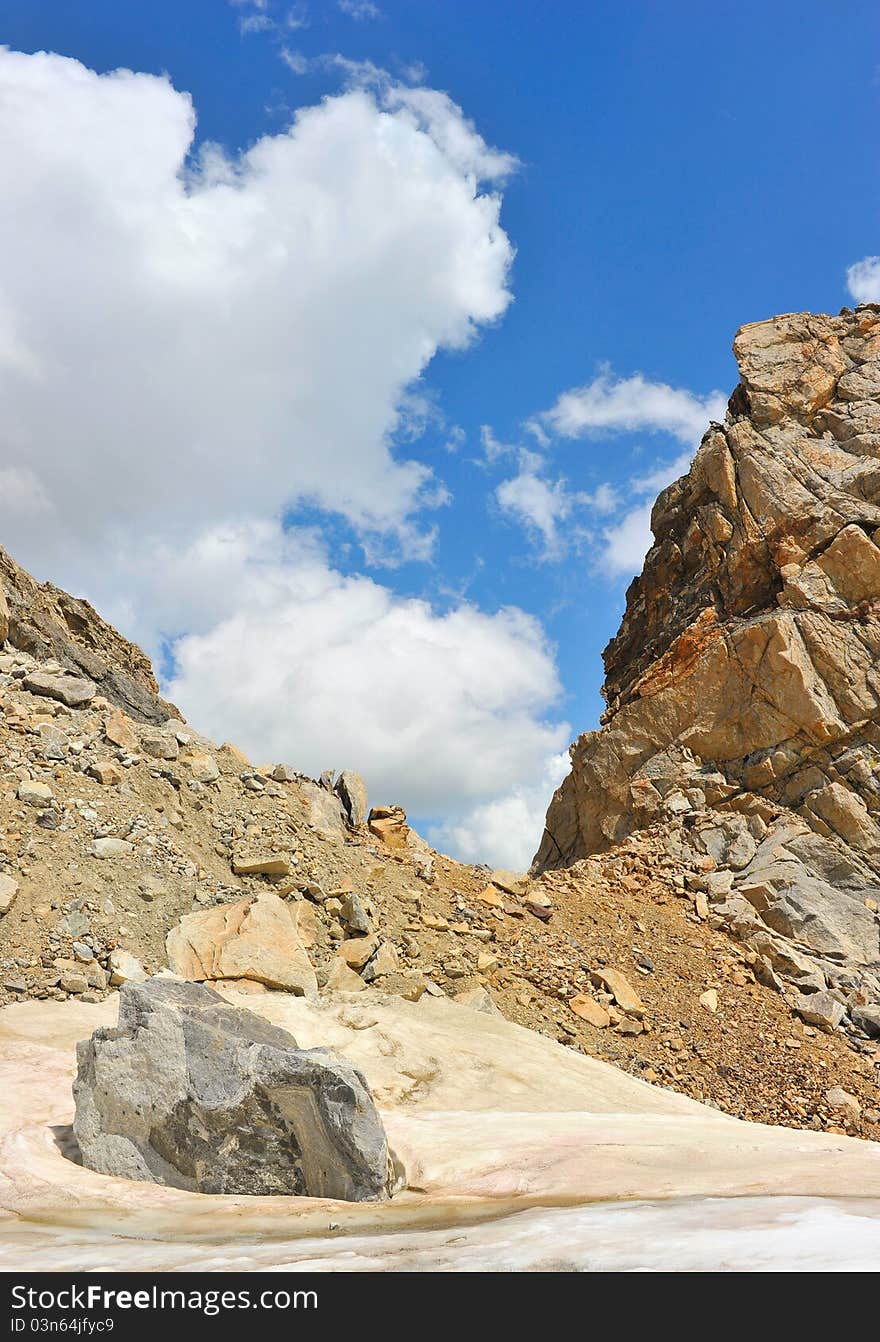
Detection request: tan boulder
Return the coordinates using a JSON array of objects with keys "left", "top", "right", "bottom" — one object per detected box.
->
[
  {"left": 104, "top": 709, "right": 139, "bottom": 752},
  {"left": 166, "top": 892, "right": 317, "bottom": 995},
  {"left": 569, "top": 994, "right": 611, "bottom": 1028},
  {"left": 368, "top": 806, "right": 410, "bottom": 849},
  {"left": 231, "top": 849, "right": 292, "bottom": 877},
  {"left": 339, "top": 934, "right": 379, "bottom": 970},
  {"left": 187, "top": 753, "right": 220, "bottom": 784},
  {"left": 108, "top": 949, "right": 147, "bottom": 986},
  {"left": 324, "top": 957, "right": 367, "bottom": 993},
  {"left": 591, "top": 968, "right": 644, "bottom": 1017}
]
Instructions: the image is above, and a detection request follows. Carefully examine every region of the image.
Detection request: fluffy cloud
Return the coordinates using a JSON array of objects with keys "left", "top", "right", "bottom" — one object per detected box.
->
[
  {"left": 163, "top": 522, "right": 569, "bottom": 817},
  {"left": 0, "top": 47, "right": 569, "bottom": 868},
  {"left": 847, "top": 256, "right": 880, "bottom": 303},
  {"left": 496, "top": 468, "right": 576, "bottom": 557},
  {"left": 535, "top": 369, "right": 725, "bottom": 445},
  {"left": 599, "top": 501, "right": 654, "bottom": 577},
  {"left": 429, "top": 751, "right": 570, "bottom": 871},
  {"left": 522, "top": 370, "right": 725, "bottom": 577},
  {"left": 495, "top": 453, "right": 616, "bottom": 559},
  {"left": 0, "top": 47, "right": 513, "bottom": 580},
  {"left": 494, "top": 371, "right": 723, "bottom": 574}
]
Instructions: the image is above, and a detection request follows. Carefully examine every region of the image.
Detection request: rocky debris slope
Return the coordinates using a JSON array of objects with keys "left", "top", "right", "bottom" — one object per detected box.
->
[
  {"left": 74, "top": 978, "right": 393, "bottom": 1200},
  {"left": 0, "top": 546, "right": 176, "bottom": 723},
  {"left": 0, "top": 539, "right": 877, "bottom": 1142},
  {"left": 536, "top": 306, "right": 880, "bottom": 1048}
]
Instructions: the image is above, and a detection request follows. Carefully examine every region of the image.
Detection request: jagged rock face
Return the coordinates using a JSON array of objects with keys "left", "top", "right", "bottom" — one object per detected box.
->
[
  {"left": 0, "top": 545, "right": 177, "bottom": 723},
  {"left": 73, "top": 978, "right": 394, "bottom": 1200},
  {"left": 536, "top": 307, "right": 880, "bottom": 938}
]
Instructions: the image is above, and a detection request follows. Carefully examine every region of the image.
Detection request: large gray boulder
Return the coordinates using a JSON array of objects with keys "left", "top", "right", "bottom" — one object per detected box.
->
[{"left": 73, "top": 978, "right": 393, "bottom": 1201}]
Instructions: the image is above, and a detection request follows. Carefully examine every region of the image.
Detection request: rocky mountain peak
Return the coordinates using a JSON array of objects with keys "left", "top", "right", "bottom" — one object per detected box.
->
[
  {"left": 602, "top": 304, "right": 880, "bottom": 714},
  {"left": 536, "top": 305, "right": 880, "bottom": 1016}
]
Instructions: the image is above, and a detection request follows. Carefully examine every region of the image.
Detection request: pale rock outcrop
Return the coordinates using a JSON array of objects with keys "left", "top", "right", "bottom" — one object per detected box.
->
[
  {"left": 335, "top": 770, "right": 368, "bottom": 827},
  {"left": 536, "top": 307, "right": 880, "bottom": 1015},
  {"left": 73, "top": 978, "right": 392, "bottom": 1200}
]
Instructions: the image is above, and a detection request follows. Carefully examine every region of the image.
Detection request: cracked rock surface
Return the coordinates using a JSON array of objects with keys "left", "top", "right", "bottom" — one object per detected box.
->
[
  {"left": 73, "top": 977, "right": 394, "bottom": 1200},
  {"left": 536, "top": 306, "right": 880, "bottom": 1015}
]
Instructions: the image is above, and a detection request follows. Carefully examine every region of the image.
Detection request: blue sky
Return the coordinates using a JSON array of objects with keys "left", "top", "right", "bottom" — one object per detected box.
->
[{"left": 1, "top": 0, "right": 878, "bottom": 865}]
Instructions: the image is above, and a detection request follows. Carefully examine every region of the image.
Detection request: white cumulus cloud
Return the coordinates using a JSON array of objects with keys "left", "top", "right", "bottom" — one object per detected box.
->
[
  {"left": 0, "top": 47, "right": 513, "bottom": 578},
  {"left": 429, "top": 751, "right": 570, "bottom": 871},
  {"left": 495, "top": 453, "right": 615, "bottom": 560},
  {"left": 522, "top": 369, "right": 725, "bottom": 578},
  {"left": 163, "top": 522, "right": 569, "bottom": 819},
  {"left": 535, "top": 368, "right": 725, "bottom": 445},
  {"left": 847, "top": 256, "right": 880, "bottom": 303},
  {"left": 0, "top": 46, "right": 570, "bottom": 868}
]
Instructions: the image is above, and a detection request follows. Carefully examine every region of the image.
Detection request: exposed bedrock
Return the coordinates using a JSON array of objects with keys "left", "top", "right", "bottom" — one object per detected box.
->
[{"left": 535, "top": 306, "right": 880, "bottom": 993}]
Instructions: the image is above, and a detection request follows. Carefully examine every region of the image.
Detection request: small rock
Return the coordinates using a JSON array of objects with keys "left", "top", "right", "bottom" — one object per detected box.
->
[
  {"left": 104, "top": 710, "right": 139, "bottom": 752},
  {"left": 825, "top": 1086, "right": 861, "bottom": 1125},
  {"left": 340, "top": 934, "right": 380, "bottom": 970},
  {"left": 616, "top": 1018, "right": 644, "bottom": 1036},
  {"left": 490, "top": 869, "right": 529, "bottom": 897},
  {"left": 851, "top": 1003, "right": 880, "bottom": 1038},
  {"left": 591, "top": 967, "right": 645, "bottom": 1017},
  {"left": 58, "top": 911, "right": 91, "bottom": 938},
  {"left": 88, "top": 760, "right": 124, "bottom": 786},
  {"left": 90, "top": 837, "right": 134, "bottom": 860},
  {"left": 340, "top": 892, "right": 371, "bottom": 935},
  {"left": 108, "top": 949, "right": 147, "bottom": 985},
  {"left": 335, "top": 770, "right": 368, "bottom": 827},
  {"left": 453, "top": 986, "right": 499, "bottom": 1015},
  {"left": 231, "top": 850, "right": 292, "bottom": 877},
  {"left": 24, "top": 671, "right": 96, "bottom": 707},
  {"left": 18, "top": 780, "right": 54, "bottom": 808},
  {"left": 60, "top": 973, "right": 89, "bottom": 994},
  {"left": 795, "top": 991, "right": 845, "bottom": 1032},
  {"left": 324, "top": 957, "right": 367, "bottom": 993},
  {"left": 363, "top": 940, "right": 399, "bottom": 982},
  {"left": 139, "top": 876, "right": 169, "bottom": 902},
  {"left": 139, "top": 729, "right": 179, "bottom": 761},
  {"left": 188, "top": 754, "right": 220, "bottom": 784},
  {"left": 568, "top": 994, "right": 610, "bottom": 1028},
  {"left": 37, "top": 723, "right": 69, "bottom": 760},
  {"left": 368, "top": 806, "right": 410, "bottom": 849},
  {"left": 0, "top": 873, "right": 19, "bottom": 916},
  {"left": 699, "top": 988, "right": 719, "bottom": 1013}
]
